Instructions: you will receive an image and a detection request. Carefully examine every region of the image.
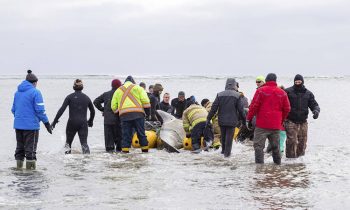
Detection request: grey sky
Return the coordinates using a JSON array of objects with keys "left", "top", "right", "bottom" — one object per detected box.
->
[{"left": 0, "top": 0, "right": 349, "bottom": 76}]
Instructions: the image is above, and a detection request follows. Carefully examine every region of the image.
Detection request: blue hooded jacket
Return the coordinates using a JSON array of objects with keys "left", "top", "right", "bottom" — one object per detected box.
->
[{"left": 11, "top": 80, "right": 49, "bottom": 130}]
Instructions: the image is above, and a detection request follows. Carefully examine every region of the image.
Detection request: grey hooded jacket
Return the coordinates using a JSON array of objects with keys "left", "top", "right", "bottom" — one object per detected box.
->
[{"left": 207, "top": 78, "right": 246, "bottom": 127}]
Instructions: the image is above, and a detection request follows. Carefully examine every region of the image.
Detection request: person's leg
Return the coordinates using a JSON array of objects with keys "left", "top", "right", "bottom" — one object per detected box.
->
[
  {"left": 297, "top": 122, "right": 308, "bottom": 157},
  {"left": 285, "top": 121, "right": 299, "bottom": 158},
  {"left": 279, "top": 130, "right": 287, "bottom": 155},
  {"left": 121, "top": 120, "right": 133, "bottom": 153},
  {"left": 190, "top": 123, "right": 203, "bottom": 152},
  {"left": 115, "top": 122, "right": 122, "bottom": 152},
  {"left": 203, "top": 123, "right": 214, "bottom": 150},
  {"left": 24, "top": 130, "right": 39, "bottom": 169},
  {"left": 65, "top": 123, "right": 77, "bottom": 154},
  {"left": 253, "top": 127, "right": 268, "bottom": 164},
  {"left": 134, "top": 118, "right": 148, "bottom": 152},
  {"left": 78, "top": 123, "right": 90, "bottom": 154},
  {"left": 220, "top": 126, "right": 226, "bottom": 154},
  {"left": 224, "top": 126, "right": 235, "bottom": 158},
  {"left": 268, "top": 130, "right": 281, "bottom": 164},
  {"left": 15, "top": 130, "right": 25, "bottom": 161},
  {"left": 104, "top": 124, "right": 115, "bottom": 152}
]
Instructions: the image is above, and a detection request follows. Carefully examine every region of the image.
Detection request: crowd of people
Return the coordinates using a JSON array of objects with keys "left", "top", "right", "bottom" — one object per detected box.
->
[{"left": 11, "top": 70, "right": 320, "bottom": 169}]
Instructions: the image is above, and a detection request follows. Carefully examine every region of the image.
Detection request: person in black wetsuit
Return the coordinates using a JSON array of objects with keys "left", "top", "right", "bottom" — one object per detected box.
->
[
  {"left": 149, "top": 83, "right": 163, "bottom": 122},
  {"left": 93, "top": 79, "right": 122, "bottom": 153},
  {"left": 159, "top": 93, "right": 173, "bottom": 113},
  {"left": 51, "top": 79, "right": 95, "bottom": 154},
  {"left": 171, "top": 91, "right": 187, "bottom": 119}
]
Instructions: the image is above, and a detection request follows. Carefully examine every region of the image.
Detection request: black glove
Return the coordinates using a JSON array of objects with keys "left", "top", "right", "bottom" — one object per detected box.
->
[
  {"left": 186, "top": 133, "right": 191, "bottom": 138},
  {"left": 88, "top": 120, "right": 93, "bottom": 127},
  {"left": 44, "top": 122, "right": 52, "bottom": 134},
  {"left": 313, "top": 110, "right": 319, "bottom": 119},
  {"left": 51, "top": 120, "right": 58, "bottom": 129},
  {"left": 247, "top": 121, "right": 253, "bottom": 130}
]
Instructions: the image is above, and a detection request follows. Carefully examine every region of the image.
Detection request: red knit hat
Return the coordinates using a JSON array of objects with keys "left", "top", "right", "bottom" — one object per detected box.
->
[{"left": 111, "top": 79, "right": 122, "bottom": 89}]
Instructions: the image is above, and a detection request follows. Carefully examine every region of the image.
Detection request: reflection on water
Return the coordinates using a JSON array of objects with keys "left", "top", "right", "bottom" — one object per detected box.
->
[
  {"left": 11, "top": 169, "right": 48, "bottom": 199},
  {"left": 250, "top": 163, "right": 311, "bottom": 209}
]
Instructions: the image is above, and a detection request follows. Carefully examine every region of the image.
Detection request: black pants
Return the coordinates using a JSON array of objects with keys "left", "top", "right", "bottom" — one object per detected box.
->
[
  {"left": 66, "top": 121, "right": 90, "bottom": 154},
  {"left": 191, "top": 122, "right": 213, "bottom": 150},
  {"left": 15, "top": 129, "right": 39, "bottom": 161},
  {"left": 220, "top": 126, "right": 235, "bottom": 157},
  {"left": 104, "top": 124, "right": 122, "bottom": 152}
]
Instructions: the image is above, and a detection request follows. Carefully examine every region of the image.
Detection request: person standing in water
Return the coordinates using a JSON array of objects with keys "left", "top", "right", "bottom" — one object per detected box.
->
[
  {"left": 93, "top": 79, "right": 122, "bottom": 153},
  {"left": 207, "top": 78, "right": 246, "bottom": 157},
  {"left": 51, "top": 79, "right": 95, "bottom": 154},
  {"left": 12, "top": 70, "right": 52, "bottom": 170},
  {"left": 285, "top": 74, "right": 320, "bottom": 158},
  {"left": 247, "top": 73, "right": 290, "bottom": 164},
  {"left": 111, "top": 76, "right": 151, "bottom": 153},
  {"left": 171, "top": 91, "right": 187, "bottom": 119}
]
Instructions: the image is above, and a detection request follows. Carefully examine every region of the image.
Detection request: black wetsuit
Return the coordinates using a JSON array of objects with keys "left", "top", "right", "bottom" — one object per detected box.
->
[
  {"left": 171, "top": 98, "right": 187, "bottom": 119},
  {"left": 149, "top": 93, "right": 163, "bottom": 123},
  {"left": 93, "top": 88, "right": 122, "bottom": 152},
  {"left": 159, "top": 101, "right": 173, "bottom": 113},
  {"left": 53, "top": 91, "right": 95, "bottom": 154}
]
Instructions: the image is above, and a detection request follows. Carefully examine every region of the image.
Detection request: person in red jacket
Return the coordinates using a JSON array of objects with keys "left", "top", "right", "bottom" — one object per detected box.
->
[{"left": 246, "top": 73, "right": 290, "bottom": 164}]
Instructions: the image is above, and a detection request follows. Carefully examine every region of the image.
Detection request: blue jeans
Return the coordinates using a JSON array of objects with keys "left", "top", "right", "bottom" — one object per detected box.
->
[{"left": 121, "top": 118, "right": 148, "bottom": 149}]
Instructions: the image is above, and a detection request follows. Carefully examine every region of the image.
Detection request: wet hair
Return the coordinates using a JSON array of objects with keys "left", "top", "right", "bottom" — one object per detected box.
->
[{"left": 73, "top": 79, "right": 83, "bottom": 91}]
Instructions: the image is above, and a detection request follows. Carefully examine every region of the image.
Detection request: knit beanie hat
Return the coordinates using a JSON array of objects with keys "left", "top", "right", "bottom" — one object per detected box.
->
[
  {"left": 26, "top": 70, "right": 38, "bottom": 83},
  {"left": 294, "top": 74, "right": 304, "bottom": 83},
  {"left": 265, "top": 73, "right": 277, "bottom": 82},
  {"left": 111, "top": 79, "right": 122, "bottom": 89},
  {"left": 73, "top": 79, "right": 84, "bottom": 91},
  {"left": 178, "top": 91, "right": 185, "bottom": 97},
  {"left": 201, "top": 98, "right": 209, "bottom": 107}
]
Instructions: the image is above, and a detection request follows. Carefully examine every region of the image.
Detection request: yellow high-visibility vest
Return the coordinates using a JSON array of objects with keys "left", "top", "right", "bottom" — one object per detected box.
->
[{"left": 111, "top": 81, "right": 150, "bottom": 116}]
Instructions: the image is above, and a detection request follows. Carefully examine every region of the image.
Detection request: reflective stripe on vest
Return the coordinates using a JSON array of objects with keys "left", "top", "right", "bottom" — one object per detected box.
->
[{"left": 119, "top": 85, "right": 144, "bottom": 115}]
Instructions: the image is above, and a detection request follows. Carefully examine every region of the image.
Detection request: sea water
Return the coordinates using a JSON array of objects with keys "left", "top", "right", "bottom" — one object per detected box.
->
[{"left": 0, "top": 75, "right": 349, "bottom": 209}]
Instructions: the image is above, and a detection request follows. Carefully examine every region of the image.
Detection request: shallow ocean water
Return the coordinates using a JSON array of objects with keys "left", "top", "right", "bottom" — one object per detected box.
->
[{"left": 0, "top": 75, "right": 349, "bottom": 209}]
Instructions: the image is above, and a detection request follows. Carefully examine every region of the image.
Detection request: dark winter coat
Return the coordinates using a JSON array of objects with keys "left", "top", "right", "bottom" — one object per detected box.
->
[
  {"left": 207, "top": 78, "right": 246, "bottom": 127},
  {"left": 93, "top": 89, "right": 120, "bottom": 125},
  {"left": 285, "top": 85, "right": 320, "bottom": 123}
]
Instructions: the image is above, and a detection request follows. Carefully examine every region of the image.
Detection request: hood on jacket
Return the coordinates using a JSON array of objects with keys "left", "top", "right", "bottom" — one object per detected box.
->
[
  {"left": 125, "top": 76, "right": 136, "bottom": 84},
  {"left": 18, "top": 80, "right": 34, "bottom": 92},
  {"left": 225, "top": 78, "right": 238, "bottom": 90}
]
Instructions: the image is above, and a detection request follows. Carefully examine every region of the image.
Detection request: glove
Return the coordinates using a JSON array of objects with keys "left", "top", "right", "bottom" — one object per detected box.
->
[
  {"left": 88, "top": 120, "right": 93, "bottom": 127},
  {"left": 186, "top": 133, "right": 191, "bottom": 138},
  {"left": 44, "top": 122, "right": 52, "bottom": 134},
  {"left": 312, "top": 110, "right": 319, "bottom": 119},
  {"left": 51, "top": 120, "right": 58, "bottom": 129},
  {"left": 247, "top": 121, "right": 253, "bottom": 130}
]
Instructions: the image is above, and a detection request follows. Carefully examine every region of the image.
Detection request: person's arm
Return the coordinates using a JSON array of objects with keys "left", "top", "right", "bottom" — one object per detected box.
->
[
  {"left": 34, "top": 90, "right": 49, "bottom": 123},
  {"left": 88, "top": 99, "right": 95, "bottom": 122},
  {"left": 111, "top": 89, "right": 119, "bottom": 113},
  {"left": 207, "top": 95, "right": 219, "bottom": 122},
  {"left": 93, "top": 93, "right": 105, "bottom": 112},
  {"left": 139, "top": 86, "right": 151, "bottom": 109},
  {"left": 11, "top": 94, "right": 16, "bottom": 116},
  {"left": 246, "top": 90, "right": 261, "bottom": 121},
  {"left": 182, "top": 109, "right": 190, "bottom": 133},
  {"left": 308, "top": 92, "right": 320, "bottom": 113},
  {"left": 53, "top": 96, "right": 69, "bottom": 125},
  {"left": 282, "top": 93, "right": 291, "bottom": 121},
  {"left": 150, "top": 96, "right": 157, "bottom": 120},
  {"left": 236, "top": 97, "right": 246, "bottom": 123}
]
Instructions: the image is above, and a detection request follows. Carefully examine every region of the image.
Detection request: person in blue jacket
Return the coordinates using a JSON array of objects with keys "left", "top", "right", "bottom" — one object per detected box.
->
[{"left": 11, "top": 70, "right": 52, "bottom": 170}]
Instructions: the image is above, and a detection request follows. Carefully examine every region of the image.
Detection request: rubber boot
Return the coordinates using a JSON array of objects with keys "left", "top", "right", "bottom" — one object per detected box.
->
[
  {"left": 26, "top": 160, "right": 36, "bottom": 170},
  {"left": 16, "top": 160, "right": 24, "bottom": 169}
]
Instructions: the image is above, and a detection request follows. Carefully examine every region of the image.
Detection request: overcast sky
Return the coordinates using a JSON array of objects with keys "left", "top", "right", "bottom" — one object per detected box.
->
[{"left": 0, "top": 0, "right": 349, "bottom": 76}]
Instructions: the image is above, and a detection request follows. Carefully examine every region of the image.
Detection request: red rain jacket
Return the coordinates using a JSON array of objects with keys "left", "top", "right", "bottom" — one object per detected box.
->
[{"left": 247, "top": 81, "right": 291, "bottom": 130}]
